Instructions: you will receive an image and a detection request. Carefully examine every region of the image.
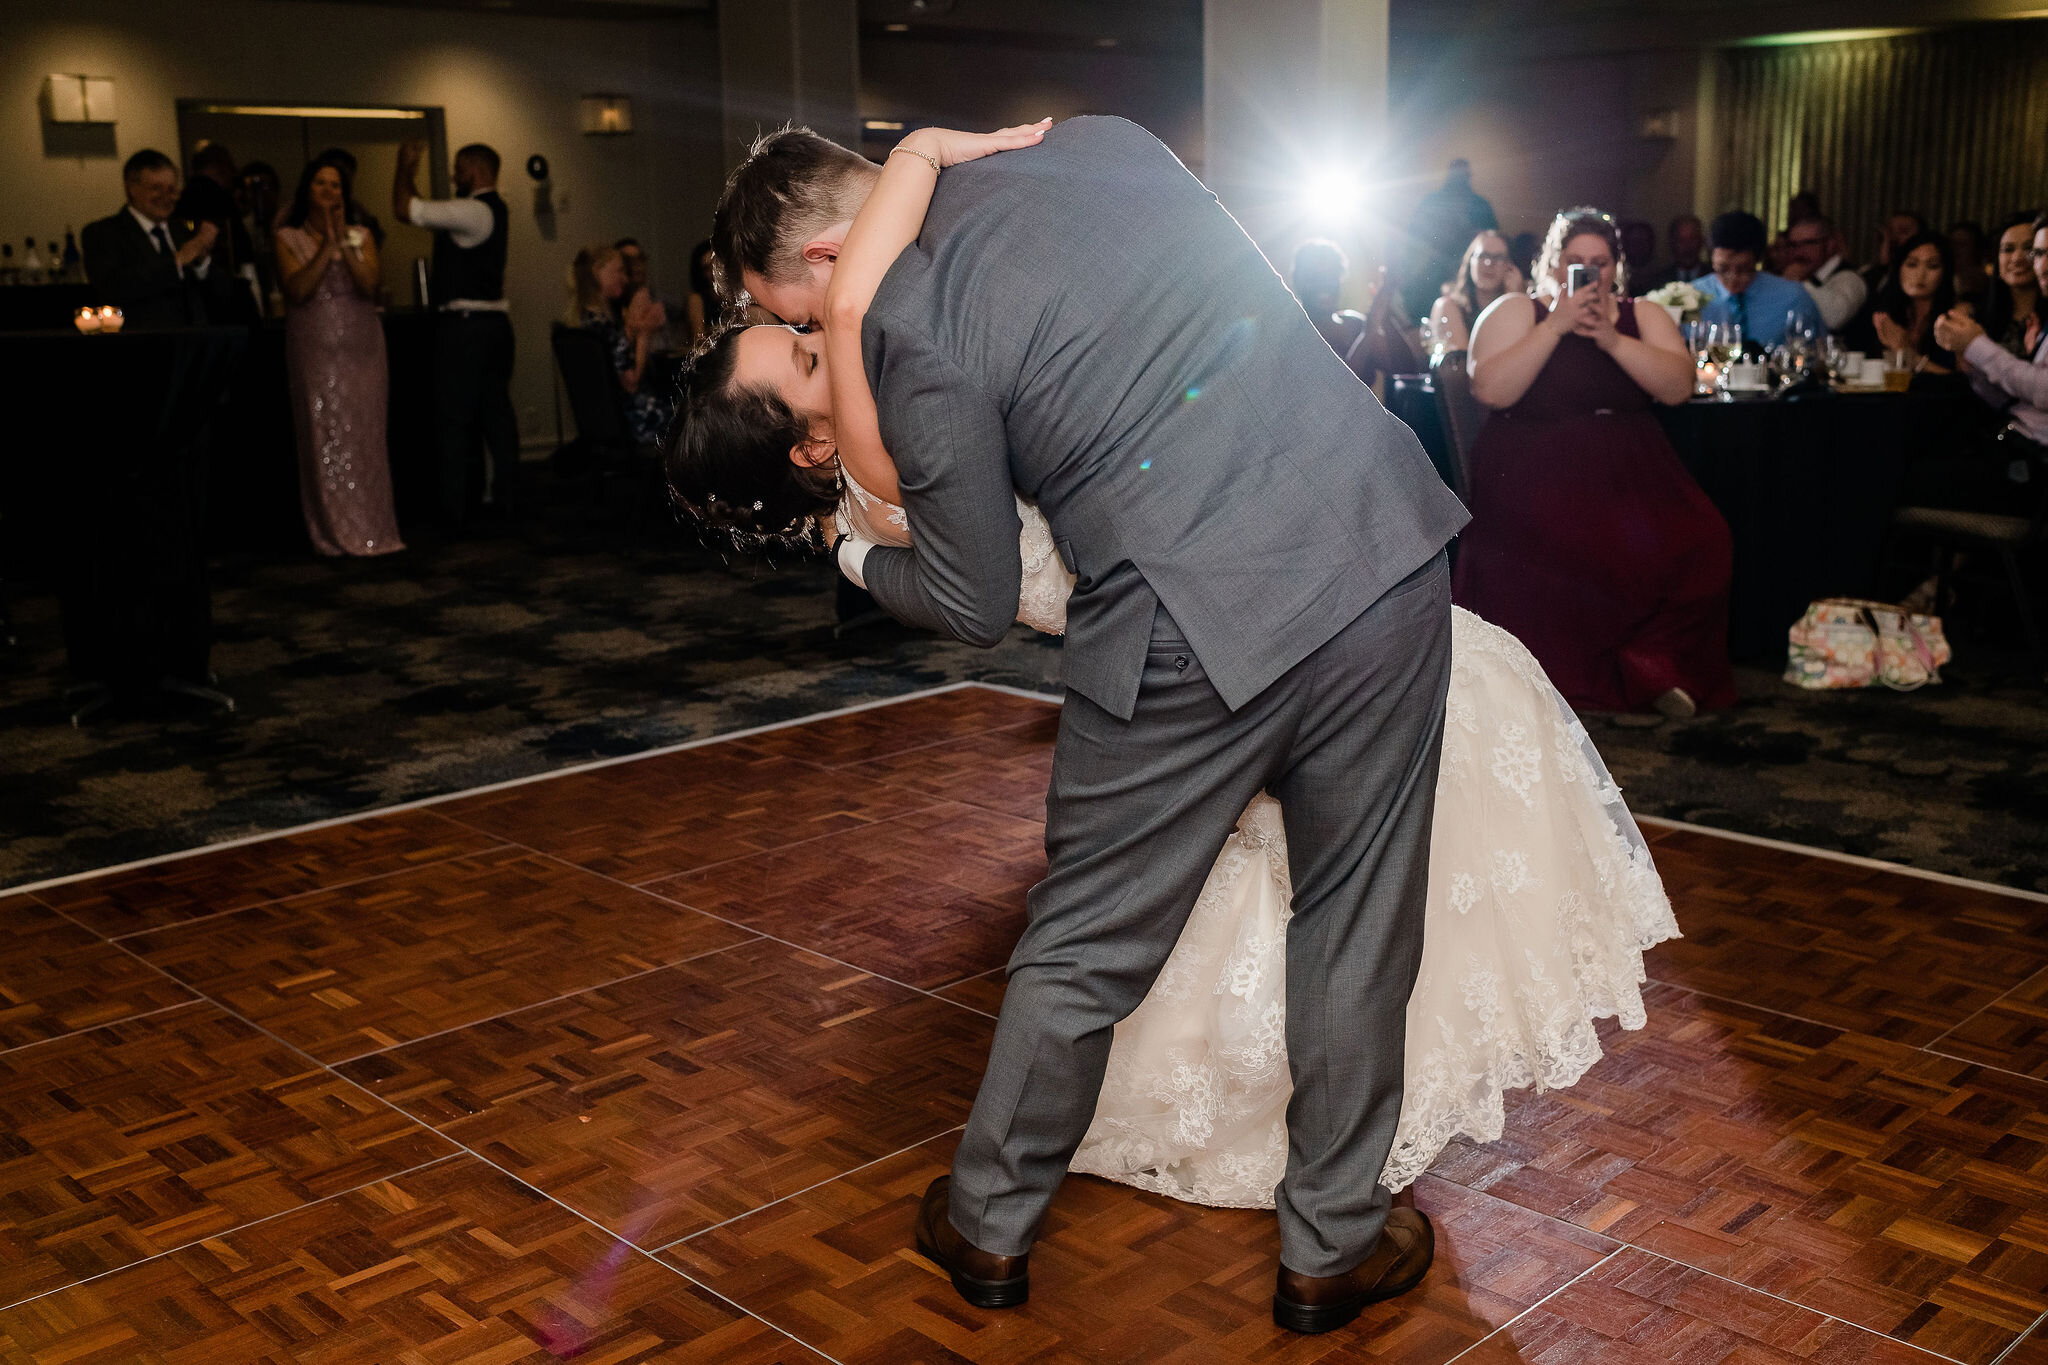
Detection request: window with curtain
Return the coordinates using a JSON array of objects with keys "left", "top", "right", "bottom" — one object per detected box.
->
[{"left": 1716, "top": 21, "right": 2048, "bottom": 265}]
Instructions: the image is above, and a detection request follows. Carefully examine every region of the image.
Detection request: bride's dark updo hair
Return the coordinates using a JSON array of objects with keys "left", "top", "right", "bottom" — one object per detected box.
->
[{"left": 664, "top": 323, "right": 840, "bottom": 543}]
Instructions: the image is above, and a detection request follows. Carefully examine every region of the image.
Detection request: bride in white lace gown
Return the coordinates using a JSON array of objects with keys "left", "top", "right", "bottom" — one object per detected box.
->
[
  {"left": 706, "top": 123, "right": 1680, "bottom": 1210},
  {"left": 836, "top": 472, "right": 1678, "bottom": 1204}
]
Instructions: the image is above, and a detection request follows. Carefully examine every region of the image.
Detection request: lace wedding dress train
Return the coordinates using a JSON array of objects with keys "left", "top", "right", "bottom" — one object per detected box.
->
[
  {"left": 837, "top": 474, "right": 1680, "bottom": 1208},
  {"left": 1069, "top": 608, "right": 1678, "bottom": 1204}
]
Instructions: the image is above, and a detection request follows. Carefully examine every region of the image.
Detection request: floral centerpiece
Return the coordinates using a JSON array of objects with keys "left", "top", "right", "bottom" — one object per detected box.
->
[{"left": 1643, "top": 279, "right": 1706, "bottom": 325}]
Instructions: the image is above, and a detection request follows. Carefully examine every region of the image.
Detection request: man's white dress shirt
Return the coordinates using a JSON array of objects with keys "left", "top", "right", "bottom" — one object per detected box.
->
[
  {"left": 1803, "top": 255, "right": 1867, "bottom": 333},
  {"left": 129, "top": 205, "right": 211, "bottom": 279},
  {"left": 405, "top": 195, "right": 508, "bottom": 312}
]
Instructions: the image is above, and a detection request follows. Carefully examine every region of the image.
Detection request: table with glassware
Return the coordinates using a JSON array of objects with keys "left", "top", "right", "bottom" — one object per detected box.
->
[
  {"left": 1655, "top": 366, "right": 1970, "bottom": 660},
  {"left": 1679, "top": 313, "right": 1917, "bottom": 400}
]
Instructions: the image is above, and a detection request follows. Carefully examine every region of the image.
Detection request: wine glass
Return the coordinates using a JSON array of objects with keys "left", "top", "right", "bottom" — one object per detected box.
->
[
  {"left": 1712, "top": 321, "right": 1745, "bottom": 366},
  {"left": 1693, "top": 322, "right": 1721, "bottom": 395}
]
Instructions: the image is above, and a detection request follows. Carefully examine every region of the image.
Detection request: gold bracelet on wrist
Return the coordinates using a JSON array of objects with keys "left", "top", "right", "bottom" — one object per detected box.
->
[{"left": 890, "top": 145, "right": 941, "bottom": 175}]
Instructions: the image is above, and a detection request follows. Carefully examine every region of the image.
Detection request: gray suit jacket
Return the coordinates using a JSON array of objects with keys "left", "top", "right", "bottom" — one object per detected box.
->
[{"left": 858, "top": 117, "right": 1470, "bottom": 720}]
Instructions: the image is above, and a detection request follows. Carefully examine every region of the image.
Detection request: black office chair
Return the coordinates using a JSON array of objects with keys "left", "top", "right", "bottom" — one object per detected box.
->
[{"left": 1430, "top": 350, "right": 1488, "bottom": 500}]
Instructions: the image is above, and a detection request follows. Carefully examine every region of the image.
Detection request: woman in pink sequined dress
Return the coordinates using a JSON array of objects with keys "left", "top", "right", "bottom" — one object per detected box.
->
[{"left": 275, "top": 158, "right": 403, "bottom": 556}]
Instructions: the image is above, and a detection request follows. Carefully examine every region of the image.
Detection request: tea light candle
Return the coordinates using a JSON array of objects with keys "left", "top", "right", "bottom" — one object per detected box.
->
[
  {"left": 97, "top": 306, "right": 124, "bottom": 333},
  {"left": 74, "top": 306, "right": 102, "bottom": 333}
]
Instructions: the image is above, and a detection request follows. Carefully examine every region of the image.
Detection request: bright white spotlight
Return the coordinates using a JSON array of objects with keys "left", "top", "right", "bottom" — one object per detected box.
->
[{"left": 1300, "top": 168, "right": 1368, "bottom": 225}]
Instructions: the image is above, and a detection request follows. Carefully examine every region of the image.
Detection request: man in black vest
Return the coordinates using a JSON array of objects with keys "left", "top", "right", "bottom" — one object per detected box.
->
[
  {"left": 82, "top": 149, "right": 238, "bottom": 329},
  {"left": 394, "top": 139, "right": 518, "bottom": 529}
]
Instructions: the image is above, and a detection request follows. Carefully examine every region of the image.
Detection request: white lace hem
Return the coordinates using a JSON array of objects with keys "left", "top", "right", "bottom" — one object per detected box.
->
[{"left": 1071, "top": 609, "right": 1681, "bottom": 1208}]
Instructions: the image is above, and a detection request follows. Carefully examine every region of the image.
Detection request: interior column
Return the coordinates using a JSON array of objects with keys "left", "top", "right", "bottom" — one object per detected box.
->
[
  {"left": 1204, "top": 0, "right": 1392, "bottom": 308},
  {"left": 717, "top": 0, "right": 861, "bottom": 168}
]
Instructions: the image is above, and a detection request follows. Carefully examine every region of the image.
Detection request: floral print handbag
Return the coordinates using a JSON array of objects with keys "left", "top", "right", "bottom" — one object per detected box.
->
[{"left": 1785, "top": 597, "right": 1951, "bottom": 690}]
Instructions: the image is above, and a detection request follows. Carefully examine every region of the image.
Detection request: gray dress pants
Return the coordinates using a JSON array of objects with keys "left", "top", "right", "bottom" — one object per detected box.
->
[{"left": 949, "top": 550, "right": 1453, "bottom": 1277}]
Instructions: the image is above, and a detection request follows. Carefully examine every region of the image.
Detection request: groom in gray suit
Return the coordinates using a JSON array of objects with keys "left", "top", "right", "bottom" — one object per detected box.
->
[{"left": 713, "top": 117, "right": 1469, "bottom": 1334}]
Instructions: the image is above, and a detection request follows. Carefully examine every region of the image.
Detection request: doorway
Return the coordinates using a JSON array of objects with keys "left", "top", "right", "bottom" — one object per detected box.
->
[{"left": 174, "top": 100, "right": 448, "bottom": 313}]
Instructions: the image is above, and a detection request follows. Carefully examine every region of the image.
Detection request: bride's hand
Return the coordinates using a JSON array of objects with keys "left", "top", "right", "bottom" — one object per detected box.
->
[{"left": 901, "top": 120, "right": 1052, "bottom": 169}]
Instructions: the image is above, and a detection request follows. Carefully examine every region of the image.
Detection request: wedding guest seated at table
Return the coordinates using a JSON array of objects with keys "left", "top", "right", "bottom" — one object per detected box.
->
[
  {"left": 81, "top": 149, "right": 239, "bottom": 329},
  {"left": 1929, "top": 212, "right": 2048, "bottom": 514},
  {"left": 1426, "top": 229, "right": 1521, "bottom": 352},
  {"left": 1696, "top": 210, "right": 1824, "bottom": 349},
  {"left": 1780, "top": 214, "right": 1867, "bottom": 334},
  {"left": 1948, "top": 221, "right": 1991, "bottom": 308},
  {"left": 1286, "top": 238, "right": 1419, "bottom": 385},
  {"left": 1767, "top": 227, "right": 1795, "bottom": 278},
  {"left": 1980, "top": 211, "right": 2042, "bottom": 359},
  {"left": 276, "top": 157, "right": 403, "bottom": 557},
  {"left": 1289, "top": 238, "right": 1372, "bottom": 379},
  {"left": 1620, "top": 219, "right": 1657, "bottom": 285},
  {"left": 615, "top": 237, "right": 681, "bottom": 350},
  {"left": 1873, "top": 231, "right": 1958, "bottom": 374},
  {"left": 568, "top": 243, "right": 673, "bottom": 446},
  {"left": 1636, "top": 214, "right": 1708, "bottom": 293},
  {"left": 1504, "top": 231, "right": 1534, "bottom": 280},
  {"left": 686, "top": 239, "right": 725, "bottom": 345},
  {"left": 1862, "top": 209, "right": 1928, "bottom": 296},
  {"left": 1457, "top": 206, "right": 1735, "bottom": 718}
]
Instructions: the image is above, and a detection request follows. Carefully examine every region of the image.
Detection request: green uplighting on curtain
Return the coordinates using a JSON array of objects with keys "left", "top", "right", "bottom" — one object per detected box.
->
[{"left": 1716, "top": 21, "right": 2048, "bottom": 258}]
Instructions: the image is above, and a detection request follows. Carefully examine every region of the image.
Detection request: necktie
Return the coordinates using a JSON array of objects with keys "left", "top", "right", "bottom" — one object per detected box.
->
[
  {"left": 1732, "top": 289, "right": 1748, "bottom": 335},
  {"left": 151, "top": 225, "right": 180, "bottom": 277}
]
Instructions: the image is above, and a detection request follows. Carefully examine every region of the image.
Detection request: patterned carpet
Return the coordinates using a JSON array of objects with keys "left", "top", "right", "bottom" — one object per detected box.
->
[{"left": 3, "top": 494, "right": 2044, "bottom": 891}]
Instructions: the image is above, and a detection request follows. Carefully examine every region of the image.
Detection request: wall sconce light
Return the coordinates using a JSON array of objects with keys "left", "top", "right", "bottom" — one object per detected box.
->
[
  {"left": 45, "top": 74, "right": 117, "bottom": 124},
  {"left": 580, "top": 95, "right": 633, "bottom": 136},
  {"left": 1638, "top": 109, "right": 1678, "bottom": 140}
]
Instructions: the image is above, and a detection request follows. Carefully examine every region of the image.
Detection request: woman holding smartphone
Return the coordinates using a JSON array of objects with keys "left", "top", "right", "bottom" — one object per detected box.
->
[{"left": 1454, "top": 206, "right": 1733, "bottom": 718}]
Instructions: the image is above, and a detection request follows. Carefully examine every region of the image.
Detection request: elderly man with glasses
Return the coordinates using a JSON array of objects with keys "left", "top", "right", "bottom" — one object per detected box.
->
[{"left": 1779, "top": 214, "right": 1867, "bottom": 333}]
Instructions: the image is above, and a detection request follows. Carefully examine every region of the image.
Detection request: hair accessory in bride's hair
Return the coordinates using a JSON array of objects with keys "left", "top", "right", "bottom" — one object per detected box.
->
[{"left": 665, "top": 321, "right": 842, "bottom": 559}]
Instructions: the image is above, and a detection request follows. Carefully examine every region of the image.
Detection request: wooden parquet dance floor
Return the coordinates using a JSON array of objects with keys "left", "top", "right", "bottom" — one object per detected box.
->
[{"left": 3, "top": 684, "right": 2045, "bottom": 1364}]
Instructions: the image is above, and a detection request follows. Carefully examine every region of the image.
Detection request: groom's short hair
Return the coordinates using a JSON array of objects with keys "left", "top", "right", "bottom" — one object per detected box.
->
[{"left": 712, "top": 126, "right": 877, "bottom": 303}]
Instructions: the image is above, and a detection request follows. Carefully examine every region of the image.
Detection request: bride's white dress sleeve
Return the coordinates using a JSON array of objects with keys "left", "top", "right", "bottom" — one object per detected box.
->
[
  {"left": 840, "top": 470, "right": 1074, "bottom": 635},
  {"left": 851, "top": 474, "right": 1679, "bottom": 1206}
]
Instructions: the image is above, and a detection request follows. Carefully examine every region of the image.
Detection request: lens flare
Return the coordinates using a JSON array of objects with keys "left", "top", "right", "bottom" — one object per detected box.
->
[{"left": 1300, "top": 169, "right": 1368, "bottom": 225}]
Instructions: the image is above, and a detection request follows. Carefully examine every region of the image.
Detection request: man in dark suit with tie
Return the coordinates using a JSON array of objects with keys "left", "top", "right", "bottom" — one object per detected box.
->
[{"left": 82, "top": 149, "right": 236, "bottom": 329}]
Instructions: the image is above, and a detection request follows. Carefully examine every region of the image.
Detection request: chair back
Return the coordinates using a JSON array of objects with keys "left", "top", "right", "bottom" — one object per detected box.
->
[
  {"left": 1430, "top": 349, "right": 1488, "bottom": 499},
  {"left": 551, "top": 322, "right": 630, "bottom": 448}
]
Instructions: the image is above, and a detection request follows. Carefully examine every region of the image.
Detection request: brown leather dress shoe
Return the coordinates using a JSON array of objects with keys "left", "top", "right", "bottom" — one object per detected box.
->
[
  {"left": 1273, "top": 1206, "right": 1435, "bottom": 1334},
  {"left": 913, "top": 1175, "right": 1029, "bottom": 1309}
]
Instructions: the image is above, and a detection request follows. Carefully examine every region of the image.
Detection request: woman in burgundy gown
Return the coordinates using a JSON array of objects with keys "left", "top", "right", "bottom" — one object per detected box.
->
[
  {"left": 275, "top": 157, "right": 403, "bottom": 557},
  {"left": 1456, "top": 207, "right": 1734, "bottom": 716}
]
